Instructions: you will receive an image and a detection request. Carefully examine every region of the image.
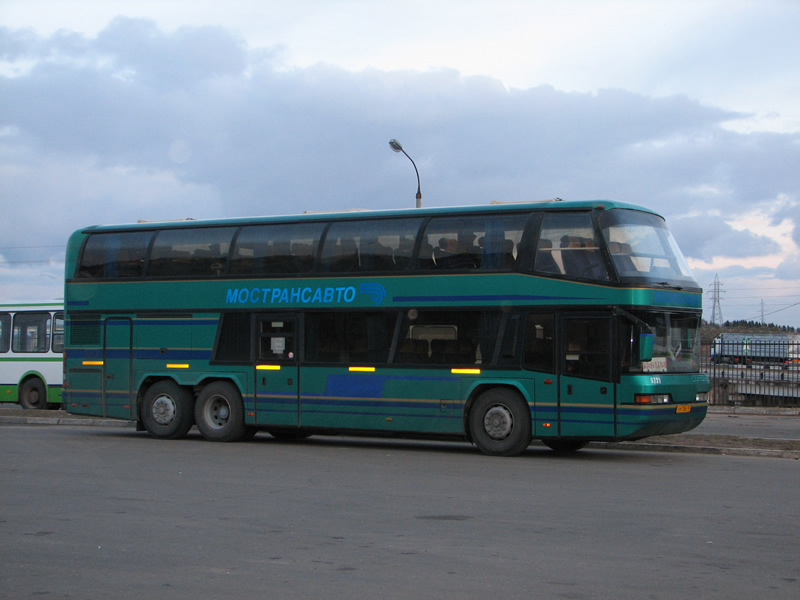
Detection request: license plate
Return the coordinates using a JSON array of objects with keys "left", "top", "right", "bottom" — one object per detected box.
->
[{"left": 676, "top": 405, "right": 691, "bottom": 413}]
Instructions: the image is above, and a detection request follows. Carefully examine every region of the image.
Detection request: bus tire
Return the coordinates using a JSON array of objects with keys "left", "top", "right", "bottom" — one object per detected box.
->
[
  {"left": 19, "top": 378, "right": 47, "bottom": 410},
  {"left": 194, "top": 382, "right": 246, "bottom": 442},
  {"left": 140, "top": 381, "right": 194, "bottom": 440},
  {"left": 469, "top": 388, "right": 531, "bottom": 456}
]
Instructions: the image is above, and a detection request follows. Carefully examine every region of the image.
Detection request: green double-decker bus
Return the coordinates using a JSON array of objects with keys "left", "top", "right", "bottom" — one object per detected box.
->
[{"left": 63, "top": 199, "right": 708, "bottom": 455}]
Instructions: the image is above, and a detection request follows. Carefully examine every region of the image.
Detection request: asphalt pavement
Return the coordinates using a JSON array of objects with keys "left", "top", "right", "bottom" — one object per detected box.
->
[{"left": 1, "top": 403, "right": 799, "bottom": 459}]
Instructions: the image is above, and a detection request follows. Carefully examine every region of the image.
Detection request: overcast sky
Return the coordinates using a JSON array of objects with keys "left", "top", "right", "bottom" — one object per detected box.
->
[{"left": 1, "top": 0, "right": 799, "bottom": 327}]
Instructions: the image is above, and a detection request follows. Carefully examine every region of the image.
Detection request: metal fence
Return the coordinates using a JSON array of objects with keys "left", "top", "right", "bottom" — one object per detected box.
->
[{"left": 702, "top": 341, "right": 800, "bottom": 407}]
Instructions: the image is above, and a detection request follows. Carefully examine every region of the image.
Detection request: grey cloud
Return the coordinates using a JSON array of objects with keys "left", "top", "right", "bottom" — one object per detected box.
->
[
  {"left": 776, "top": 255, "right": 800, "bottom": 280},
  {"left": 669, "top": 214, "right": 781, "bottom": 261},
  {"left": 95, "top": 17, "right": 249, "bottom": 87}
]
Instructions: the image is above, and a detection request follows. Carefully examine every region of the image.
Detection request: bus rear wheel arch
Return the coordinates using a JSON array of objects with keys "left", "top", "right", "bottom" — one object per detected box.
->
[
  {"left": 194, "top": 381, "right": 247, "bottom": 442},
  {"left": 140, "top": 380, "right": 194, "bottom": 440},
  {"left": 468, "top": 388, "right": 532, "bottom": 457}
]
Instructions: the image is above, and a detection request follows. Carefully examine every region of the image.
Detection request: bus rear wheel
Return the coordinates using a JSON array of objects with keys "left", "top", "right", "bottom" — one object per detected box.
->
[
  {"left": 20, "top": 378, "right": 48, "bottom": 410},
  {"left": 141, "top": 381, "right": 194, "bottom": 440},
  {"left": 194, "top": 382, "right": 246, "bottom": 442},
  {"left": 469, "top": 389, "right": 532, "bottom": 457}
]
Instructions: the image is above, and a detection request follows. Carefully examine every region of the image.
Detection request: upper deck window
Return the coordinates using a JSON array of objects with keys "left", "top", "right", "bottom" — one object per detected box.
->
[
  {"left": 533, "top": 212, "right": 610, "bottom": 281},
  {"left": 77, "top": 231, "right": 154, "bottom": 278},
  {"left": 229, "top": 222, "right": 325, "bottom": 275},
  {"left": 421, "top": 214, "right": 528, "bottom": 271},
  {"left": 148, "top": 227, "right": 237, "bottom": 277},
  {"left": 319, "top": 218, "right": 423, "bottom": 273},
  {"left": 600, "top": 209, "right": 697, "bottom": 288}
]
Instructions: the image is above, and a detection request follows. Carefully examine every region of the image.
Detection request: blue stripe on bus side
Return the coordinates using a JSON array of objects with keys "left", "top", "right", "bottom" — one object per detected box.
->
[
  {"left": 302, "top": 397, "right": 445, "bottom": 410},
  {"left": 321, "top": 373, "right": 457, "bottom": 398},
  {"left": 393, "top": 294, "right": 598, "bottom": 303}
]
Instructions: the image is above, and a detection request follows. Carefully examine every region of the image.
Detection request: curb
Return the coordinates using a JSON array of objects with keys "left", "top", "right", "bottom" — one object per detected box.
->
[
  {"left": 589, "top": 441, "right": 800, "bottom": 460},
  {"left": 0, "top": 415, "right": 135, "bottom": 428},
  {"left": 707, "top": 406, "right": 800, "bottom": 416}
]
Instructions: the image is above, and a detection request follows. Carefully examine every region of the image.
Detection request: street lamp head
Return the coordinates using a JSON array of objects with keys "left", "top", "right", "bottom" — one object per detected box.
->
[{"left": 389, "top": 138, "right": 422, "bottom": 208}]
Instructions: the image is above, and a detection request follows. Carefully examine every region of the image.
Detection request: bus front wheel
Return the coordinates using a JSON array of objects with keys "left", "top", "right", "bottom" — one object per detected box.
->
[
  {"left": 19, "top": 378, "right": 47, "bottom": 410},
  {"left": 469, "top": 389, "right": 532, "bottom": 457},
  {"left": 140, "top": 381, "right": 194, "bottom": 440},
  {"left": 194, "top": 382, "right": 246, "bottom": 442}
]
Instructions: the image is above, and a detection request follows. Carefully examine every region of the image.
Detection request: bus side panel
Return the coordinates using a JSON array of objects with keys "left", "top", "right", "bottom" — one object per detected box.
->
[
  {"left": 64, "top": 362, "right": 104, "bottom": 416},
  {"left": 47, "top": 385, "right": 63, "bottom": 405},
  {"left": 558, "top": 374, "right": 616, "bottom": 438},
  {"left": 128, "top": 315, "right": 222, "bottom": 415},
  {"left": 0, "top": 384, "right": 17, "bottom": 403},
  {"left": 104, "top": 318, "right": 133, "bottom": 419},
  {"left": 298, "top": 366, "right": 463, "bottom": 434},
  {"left": 524, "top": 378, "right": 558, "bottom": 438},
  {"left": 133, "top": 315, "right": 193, "bottom": 371}
]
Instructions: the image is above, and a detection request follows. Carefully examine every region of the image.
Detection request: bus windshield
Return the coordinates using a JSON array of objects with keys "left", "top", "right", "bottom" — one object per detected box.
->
[
  {"left": 621, "top": 311, "right": 701, "bottom": 374},
  {"left": 601, "top": 209, "right": 698, "bottom": 288}
]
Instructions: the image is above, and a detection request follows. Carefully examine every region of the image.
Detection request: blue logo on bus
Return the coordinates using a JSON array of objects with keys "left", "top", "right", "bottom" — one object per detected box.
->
[
  {"left": 359, "top": 283, "right": 387, "bottom": 306},
  {"left": 224, "top": 283, "right": 387, "bottom": 306}
]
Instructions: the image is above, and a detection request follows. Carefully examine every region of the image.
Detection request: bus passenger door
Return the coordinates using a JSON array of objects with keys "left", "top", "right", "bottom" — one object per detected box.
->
[
  {"left": 254, "top": 316, "right": 299, "bottom": 427},
  {"left": 104, "top": 317, "right": 133, "bottom": 419},
  {"left": 558, "top": 316, "right": 616, "bottom": 438}
]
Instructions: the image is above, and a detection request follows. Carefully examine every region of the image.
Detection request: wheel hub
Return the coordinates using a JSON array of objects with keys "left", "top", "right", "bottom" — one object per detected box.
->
[
  {"left": 208, "top": 397, "right": 231, "bottom": 428},
  {"left": 151, "top": 395, "right": 177, "bottom": 425},
  {"left": 483, "top": 404, "right": 513, "bottom": 440}
]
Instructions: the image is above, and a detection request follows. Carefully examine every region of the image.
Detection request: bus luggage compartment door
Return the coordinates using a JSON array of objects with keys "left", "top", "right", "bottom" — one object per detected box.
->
[
  {"left": 254, "top": 316, "right": 299, "bottom": 427},
  {"left": 255, "top": 364, "right": 299, "bottom": 426}
]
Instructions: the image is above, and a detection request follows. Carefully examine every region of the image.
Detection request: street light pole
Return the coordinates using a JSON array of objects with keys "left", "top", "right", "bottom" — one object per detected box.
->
[{"left": 389, "top": 139, "right": 422, "bottom": 208}]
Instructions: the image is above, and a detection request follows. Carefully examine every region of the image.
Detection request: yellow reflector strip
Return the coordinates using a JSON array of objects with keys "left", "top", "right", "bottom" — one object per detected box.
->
[
  {"left": 451, "top": 368, "right": 481, "bottom": 374},
  {"left": 256, "top": 365, "right": 282, "bottom": 371},
  {"left": 82, "top": 360, "right": 103, "bottom": 366},
  {"left": 349, "top": 366, "right": 376, "bottom": 372},
  {"left": 166, "top": 364, "right": 190, "bottom": 369}
]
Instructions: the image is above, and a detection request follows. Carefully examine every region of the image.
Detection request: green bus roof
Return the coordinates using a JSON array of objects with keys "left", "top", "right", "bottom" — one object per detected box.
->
[{"left": 75, "top": 199, "right": 659, "bottom": 233}]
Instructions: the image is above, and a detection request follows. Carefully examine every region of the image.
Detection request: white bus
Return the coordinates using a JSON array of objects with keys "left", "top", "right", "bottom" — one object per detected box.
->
[{"left": 0, "top": 303, "right": 64, "bottom": 409}]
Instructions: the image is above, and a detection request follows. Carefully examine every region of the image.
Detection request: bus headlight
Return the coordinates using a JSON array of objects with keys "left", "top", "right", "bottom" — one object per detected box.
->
[
  {"left": 695, "top": 392, "right": 708, "bottom": 403},
  {"left": 634, "top": 393, "right": 672, "bottom": 404}
]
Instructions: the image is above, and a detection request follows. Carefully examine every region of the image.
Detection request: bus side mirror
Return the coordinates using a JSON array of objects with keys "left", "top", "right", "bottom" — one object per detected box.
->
[{"left": 639, "top": 333, "right": 654, "bottom": 362}]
